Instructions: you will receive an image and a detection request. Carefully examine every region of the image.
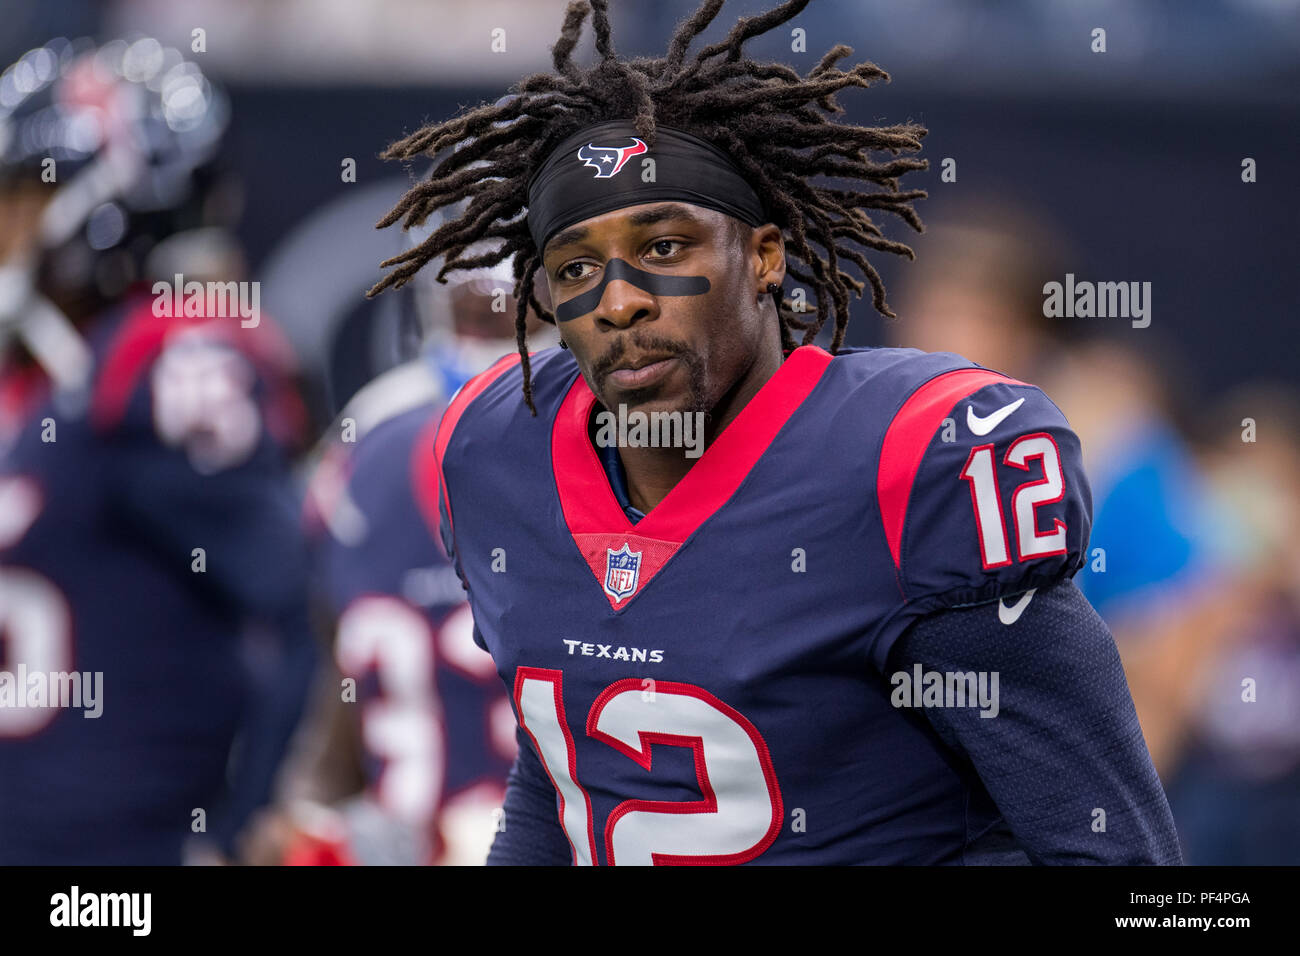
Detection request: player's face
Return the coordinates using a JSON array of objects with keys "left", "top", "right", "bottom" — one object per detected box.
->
[{"left": 541, "top": 201, "right": 782, "bottom": 418}]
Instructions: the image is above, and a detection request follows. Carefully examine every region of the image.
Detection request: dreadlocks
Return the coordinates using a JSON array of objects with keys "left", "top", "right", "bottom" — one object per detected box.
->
[{"left": 367, "top": 0, "right": 928, "bottom": 413}]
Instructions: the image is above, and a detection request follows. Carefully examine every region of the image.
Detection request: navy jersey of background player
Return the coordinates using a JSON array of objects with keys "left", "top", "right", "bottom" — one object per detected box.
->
[
  {"left": 0, "top": 293, "right": 314, "bottom": 865},
  {"left": 435, "top": 344, "right": 1094, "bottom": 865},
  {"left": 309, "top": 373, "right": 516, "bottom": 863}
]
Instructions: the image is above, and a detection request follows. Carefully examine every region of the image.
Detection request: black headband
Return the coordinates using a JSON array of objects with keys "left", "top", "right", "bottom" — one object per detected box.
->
[{"left": 526, "top": 120, "right": 767, "bottom": 252}]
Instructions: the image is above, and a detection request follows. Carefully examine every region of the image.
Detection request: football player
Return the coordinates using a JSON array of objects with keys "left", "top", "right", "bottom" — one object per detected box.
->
[
  {"left": 365, "top": 0, "right": 1182, "bottom": 865},
  {"left": 0, "top": 37, "right": 316, "bottom": 864},
  {"left": 291, "top": 241, "right": 543, "bottom": 864}
]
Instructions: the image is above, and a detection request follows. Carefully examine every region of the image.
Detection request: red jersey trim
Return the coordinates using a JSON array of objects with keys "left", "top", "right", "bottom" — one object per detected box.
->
[
  {"left": 411, "top": 410, "right": 446, "bottom": 543},
  {"left": 877, "top": 367, "right": 1024, "bottom": 575},
  {"left": 552, "top": 345, "right": 833, "bottom": 609},
  {"left": 432, "top": 353, "right": 523, "bottom": 538},
  {"left": 90, "top": 300, "right": 175, "bottom": 430}
]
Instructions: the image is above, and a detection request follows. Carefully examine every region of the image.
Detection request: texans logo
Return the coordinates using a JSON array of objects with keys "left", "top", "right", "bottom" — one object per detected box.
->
[{"left": 576, "top": 138, "right": 647, "bottom": 178}]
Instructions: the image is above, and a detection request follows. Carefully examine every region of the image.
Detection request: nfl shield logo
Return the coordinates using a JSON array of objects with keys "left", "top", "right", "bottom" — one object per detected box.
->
[{"left": 603, "top": 544, "right": 642, "bottom": 601}]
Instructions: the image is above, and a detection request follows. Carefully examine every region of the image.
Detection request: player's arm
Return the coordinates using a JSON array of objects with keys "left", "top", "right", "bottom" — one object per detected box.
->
[
  {"left": 871, "top": 370, "right": 1179, "bottom": 864},
  {"left": 890, "top": 579, "right": 1182, "bottom": 864},
  {"left": 205, "top": 599, "right": 318, "bottom": 858},
  {"left": 487, "top": 727, "right": 574, "bottom": 866}
]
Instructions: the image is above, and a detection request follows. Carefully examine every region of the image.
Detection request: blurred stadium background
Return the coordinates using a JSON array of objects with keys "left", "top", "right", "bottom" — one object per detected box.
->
[{"left": 2, "top": 0, "right": 1297, "bottom": 864}]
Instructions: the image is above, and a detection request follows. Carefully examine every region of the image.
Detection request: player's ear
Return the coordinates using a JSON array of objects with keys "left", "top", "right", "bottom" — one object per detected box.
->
[{"left": 750, "top": 222, "right": 785, "bottom": 293}]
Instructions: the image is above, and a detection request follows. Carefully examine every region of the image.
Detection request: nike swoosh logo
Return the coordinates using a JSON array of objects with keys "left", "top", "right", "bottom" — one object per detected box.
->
[
  {"left": 967, "top": 397, "right": 1025, "bottom": 436},
  {"left": 998, "top": 589, "right": 1036, "bottom": 625}
]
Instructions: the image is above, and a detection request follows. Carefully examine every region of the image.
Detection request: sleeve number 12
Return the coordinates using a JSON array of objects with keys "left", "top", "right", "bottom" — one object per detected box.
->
[{"left": 960, "top": 431, "right": 1068, "bottom": 569}]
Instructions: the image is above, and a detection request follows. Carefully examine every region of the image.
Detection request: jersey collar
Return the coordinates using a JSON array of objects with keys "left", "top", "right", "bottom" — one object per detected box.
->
[{"left": 551, "top": 344, "right": 833, "bottom": 610}]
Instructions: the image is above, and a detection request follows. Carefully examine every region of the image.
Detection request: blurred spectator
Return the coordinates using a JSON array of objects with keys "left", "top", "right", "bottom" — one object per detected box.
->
[
  {"left": 889, "top": 204, "right": 1070, "bottom": 382},
  {"left": 1162, "top": 387, "right": 1300, "bottom": 863}
]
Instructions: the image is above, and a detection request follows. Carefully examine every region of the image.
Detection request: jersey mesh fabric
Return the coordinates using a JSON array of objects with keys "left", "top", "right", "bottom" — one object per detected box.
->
[{"left": 889, "top": 577, "right": 1183, "bottom": 865}]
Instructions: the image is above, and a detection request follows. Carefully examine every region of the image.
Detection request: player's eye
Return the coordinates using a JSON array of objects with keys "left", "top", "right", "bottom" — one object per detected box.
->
[
  {"left": 556, "top": 261, "right": 594, "bottom": 282},
  {"left": 645, "top": 239, "right": 686, "bottom": 260}
]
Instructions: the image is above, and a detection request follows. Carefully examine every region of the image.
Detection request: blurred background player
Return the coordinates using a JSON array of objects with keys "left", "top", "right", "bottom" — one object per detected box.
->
[
  {"left": 262, "top": 230, "right": 555, "bottom": 865},
  {"left": 0, "top": 37, "right": 316, "bottom": 864}
]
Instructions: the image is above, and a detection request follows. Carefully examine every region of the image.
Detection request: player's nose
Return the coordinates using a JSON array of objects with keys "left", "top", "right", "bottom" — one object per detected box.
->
[{"left": 595, "top": 278, "right": 658, "bottom": 330}]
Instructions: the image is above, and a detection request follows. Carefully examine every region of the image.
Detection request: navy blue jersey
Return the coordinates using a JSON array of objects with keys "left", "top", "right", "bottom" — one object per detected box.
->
[
  {"left": 309, "top": 391, "right": 515, "bottom": 864},
  {"left": 435, "top": 345, "right": 1097, "bottom": 865},
  {"left": 0, "top": 295, "right": 314, "bottom": 864}
]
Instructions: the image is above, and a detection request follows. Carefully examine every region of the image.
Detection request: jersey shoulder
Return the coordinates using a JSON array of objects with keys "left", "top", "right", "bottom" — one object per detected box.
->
[
  {"left": 434, "top": 346, "right": 575, "bottom": 475},
  {"left": 833, "top": 346, "right": 1093, "bottom": 607},
  {"left": 334, "top": 356, "right": 445, "bottom": 444},
  {"left": 306, "top": 396, "right": 442, "bottom": 549},
  {"left": 442, "top": 345, "right": 573, "bottom": 425},
  {"left": 309, "top": 400, "right": 451, "bottom": 611},
  {"left": 349, "top": 400, "right": 444, "bottom": 534}
]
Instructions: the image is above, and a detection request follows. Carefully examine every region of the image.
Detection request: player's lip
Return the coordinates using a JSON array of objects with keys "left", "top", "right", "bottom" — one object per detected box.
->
[{"left": 607, "top": 355, "right": 678, "bottom": 389}]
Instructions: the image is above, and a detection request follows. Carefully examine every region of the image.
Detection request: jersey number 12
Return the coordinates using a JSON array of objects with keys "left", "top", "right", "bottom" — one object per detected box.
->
[{"left": 514, "top": 668, "right": 784, "bottom": 866}]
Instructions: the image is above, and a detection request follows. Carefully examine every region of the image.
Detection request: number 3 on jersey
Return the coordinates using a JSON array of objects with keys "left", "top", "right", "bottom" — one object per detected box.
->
[
  {"left": 960, "top": 431, "right": 1068, "bottom": 569},
  {"left": 514, "top": 668, "right": 784, "bottom": 866}
]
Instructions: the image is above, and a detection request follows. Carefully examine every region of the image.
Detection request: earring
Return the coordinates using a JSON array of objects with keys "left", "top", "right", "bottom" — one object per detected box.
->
[
  {"left": 766, "top": 282, "right": 781, "bottom": 294},
  {"left": 559, "top": 339, "right": 569, "bottom": 350}
]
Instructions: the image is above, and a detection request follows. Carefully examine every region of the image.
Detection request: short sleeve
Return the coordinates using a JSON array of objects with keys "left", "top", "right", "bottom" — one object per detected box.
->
[{"left": 869, "top": 370, "right": 1093, "bottom": 669}]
